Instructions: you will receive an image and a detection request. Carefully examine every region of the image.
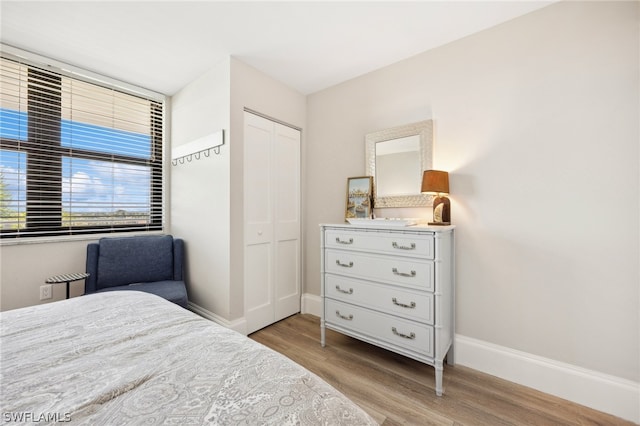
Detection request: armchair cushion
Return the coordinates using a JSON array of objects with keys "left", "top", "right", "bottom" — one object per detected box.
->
[{"left": 96, "top": 235, "right": 174, "bottom": 289}]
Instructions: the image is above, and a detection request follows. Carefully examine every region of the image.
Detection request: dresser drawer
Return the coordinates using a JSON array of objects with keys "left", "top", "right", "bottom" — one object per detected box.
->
[
  {"left": 325, "top": 299, "right": 434, "bottom": 358},
  {"left": 325, "top": 229, "right": 434, "bottom": 259},
  {"left": 325, "top": 249, "right": 434, "bottom": 291},
  {"left": 325, "top": 275, "right": 434, "bottom": 324}
]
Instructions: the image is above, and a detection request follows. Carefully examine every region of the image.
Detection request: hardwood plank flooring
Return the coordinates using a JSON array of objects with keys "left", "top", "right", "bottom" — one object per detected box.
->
[{"left": 249, "top": 314, "right": 635, "bottom": 426}]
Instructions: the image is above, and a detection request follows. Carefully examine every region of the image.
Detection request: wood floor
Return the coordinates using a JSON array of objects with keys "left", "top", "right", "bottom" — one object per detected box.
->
[{"left": 249, "top": 314, "right": 634, "bottom": 426}]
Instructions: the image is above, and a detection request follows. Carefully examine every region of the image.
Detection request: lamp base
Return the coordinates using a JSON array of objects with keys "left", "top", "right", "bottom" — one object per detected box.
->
[
  {"left": 428, "top": 222, "right": 451, "bottom": 226},
  {"left": 431, "top": 195, "right": 451, "bottom": 225}
]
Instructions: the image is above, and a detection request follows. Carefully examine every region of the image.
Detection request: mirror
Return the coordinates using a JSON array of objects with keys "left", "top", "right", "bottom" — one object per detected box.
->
[{"left": 365, "top": 119, "right": 433, "bottom": 208}]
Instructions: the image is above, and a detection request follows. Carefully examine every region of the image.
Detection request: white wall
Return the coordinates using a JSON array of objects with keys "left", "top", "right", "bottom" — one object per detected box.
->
[
  {"left": 306, "top": 0, "right": 638, "bottom": 389},
  {"left": 170, "top": 58, "right": 232, "bottom": 318}
]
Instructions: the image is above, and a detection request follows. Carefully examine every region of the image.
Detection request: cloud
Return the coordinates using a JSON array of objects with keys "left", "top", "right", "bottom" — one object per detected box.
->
[
  {"left": 62, "top": 160, "right": 151, "bottom": 212},
  {"left": 63, "top": 171, "right": 99, "bottom": 194}
]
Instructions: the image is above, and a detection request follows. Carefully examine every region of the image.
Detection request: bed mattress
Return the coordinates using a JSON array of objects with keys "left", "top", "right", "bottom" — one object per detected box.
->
[{"left": 0, "top": 291, "right": 376, "bottom": 425}]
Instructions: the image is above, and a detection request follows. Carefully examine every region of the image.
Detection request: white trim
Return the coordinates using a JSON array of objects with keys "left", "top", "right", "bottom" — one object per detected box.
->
[
  {"left": 243, "top": 107, "right": 302, "bottom": 132},
  {"left": 301, "top": 293, "right": 322, "bottom": 316},
  {"left": 0, "top": 230, "right": 166, "bottom": 247},
  {"left": 455, "top": 334, "right": 640, "bottom": 423},
  {"left": 188, "top": 302, "right": 247, "bottom": 335}
]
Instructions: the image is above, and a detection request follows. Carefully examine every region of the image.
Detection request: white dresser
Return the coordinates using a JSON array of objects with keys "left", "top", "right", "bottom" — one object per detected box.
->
[{"left": 320, "top": 223, "right": 455, "bottom": 395}]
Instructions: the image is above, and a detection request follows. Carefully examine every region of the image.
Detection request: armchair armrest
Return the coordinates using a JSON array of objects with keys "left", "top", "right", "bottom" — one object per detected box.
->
[
  {"left": 85, "top": 243, "right": 99, "bottom": 293},
  {"left": 173, "top": 238, "right": 184, "bottom": 281}
]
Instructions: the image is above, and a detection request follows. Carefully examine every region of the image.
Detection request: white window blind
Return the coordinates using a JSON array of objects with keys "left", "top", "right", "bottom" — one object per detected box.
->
[{"left": 0, "top": 52, "right": 165, "bottom": 238}]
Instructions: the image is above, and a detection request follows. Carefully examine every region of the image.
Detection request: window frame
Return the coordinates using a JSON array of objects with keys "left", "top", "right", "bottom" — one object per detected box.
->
[{"left": 0, "top": 45, "right": 167, "bottom": 241}]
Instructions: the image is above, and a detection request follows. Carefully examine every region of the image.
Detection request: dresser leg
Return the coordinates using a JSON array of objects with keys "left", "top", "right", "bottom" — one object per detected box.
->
[
  {"left": 435, "top": 360, "right": 444, "bottom": 396},
  {"left": 320, "top": 321, "right": 326, "bottom": 347}
]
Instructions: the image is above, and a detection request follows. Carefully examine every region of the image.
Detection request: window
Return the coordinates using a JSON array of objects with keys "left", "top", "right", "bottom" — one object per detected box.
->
[{"left": 0, "top": 51, "right": 165, "bottom": 238}]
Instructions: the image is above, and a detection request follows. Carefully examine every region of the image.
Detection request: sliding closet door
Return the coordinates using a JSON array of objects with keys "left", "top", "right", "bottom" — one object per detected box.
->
[{"left": 244, "top": 111, "right": 300, "bottom": 334}]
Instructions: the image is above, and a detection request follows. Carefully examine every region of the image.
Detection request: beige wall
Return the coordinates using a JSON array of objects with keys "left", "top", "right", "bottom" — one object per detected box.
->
[
  {"left": 0, "top": 238, "right": 96, "bottom": 310},
  {"left": 305, "top": 0, "right": 639, "bottom": 382},
  {"left": 0, "top": 0, "right": 636, "bottom": 419},
  {"left": 1, "top": 0, "right": 636, "bottom": 390}
]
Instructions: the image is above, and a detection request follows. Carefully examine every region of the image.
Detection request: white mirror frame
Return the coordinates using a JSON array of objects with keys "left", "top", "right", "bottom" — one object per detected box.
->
[{"left": 365, "top": 119, "right": 434, "bottom": 208}]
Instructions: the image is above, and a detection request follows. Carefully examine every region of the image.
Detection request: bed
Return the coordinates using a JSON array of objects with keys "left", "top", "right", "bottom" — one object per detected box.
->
[{"left": 0, "top": 291, "right": 377, "bottom": 425}]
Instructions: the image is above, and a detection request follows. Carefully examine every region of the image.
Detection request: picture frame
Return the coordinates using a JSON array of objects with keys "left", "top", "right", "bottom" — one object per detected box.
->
[{"left": 345, "top": 176, "right": 373, "bottom": 220}]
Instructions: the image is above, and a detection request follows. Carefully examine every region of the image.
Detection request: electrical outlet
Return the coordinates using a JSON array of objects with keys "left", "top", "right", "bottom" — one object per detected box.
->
[{"left": 40, "top": 284, "right": 52, "bottom": 300}]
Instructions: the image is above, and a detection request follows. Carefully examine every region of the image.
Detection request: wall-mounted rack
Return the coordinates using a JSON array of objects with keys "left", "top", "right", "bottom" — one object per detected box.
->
[{"left": 171, "top": 130, "right": 225, "bottom": 166}]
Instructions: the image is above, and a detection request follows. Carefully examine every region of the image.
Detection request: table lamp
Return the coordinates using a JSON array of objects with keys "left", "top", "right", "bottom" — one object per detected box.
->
[{"left": 421, "top": 170, "right": 450, "bottom": 225}]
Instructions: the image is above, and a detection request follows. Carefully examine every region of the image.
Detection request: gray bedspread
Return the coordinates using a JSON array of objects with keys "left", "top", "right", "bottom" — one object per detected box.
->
[{"left": 0, "top": 291, "right": 377, "bottom": 425}]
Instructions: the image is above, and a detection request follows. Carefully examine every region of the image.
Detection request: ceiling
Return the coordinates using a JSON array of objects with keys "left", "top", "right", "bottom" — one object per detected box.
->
[{"left": 1, "top": 1, "right": 555, "bottom": 96}]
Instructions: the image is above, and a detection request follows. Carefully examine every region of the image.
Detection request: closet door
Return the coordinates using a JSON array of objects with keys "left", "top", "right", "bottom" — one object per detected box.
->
[{"left": 244, "top": 111, "right": 300, "bottom": 334}]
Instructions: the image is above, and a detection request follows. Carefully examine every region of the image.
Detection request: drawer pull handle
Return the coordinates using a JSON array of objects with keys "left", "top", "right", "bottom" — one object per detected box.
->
[
  {"left": 336, "top": 310, "right": 353, "bottom": 321},
  {"left": 392, "top": 267, "right": 416, "bottom": 277},
  {"left": 336, "top": 237, "right": 354, "bottom": 245},
  {"left": 392, "top": 242, "right": 416, "bottom": 250},
  {"left": 336, "top": 285, "right": 353, "bottom": 294},
  {"left": 392, "top": 327, "right": 416, "bottom": 340},
  {"left": 336, "top": 260, "right": 354, "bottom": 268},
  {"left": 392, "top": 298, "right": 416, "bottom": 309}
]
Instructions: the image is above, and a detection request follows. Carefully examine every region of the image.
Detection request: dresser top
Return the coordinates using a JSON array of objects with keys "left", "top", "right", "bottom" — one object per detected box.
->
[{"left": 320, "top": 222, "right": 455, "bottom": 232}]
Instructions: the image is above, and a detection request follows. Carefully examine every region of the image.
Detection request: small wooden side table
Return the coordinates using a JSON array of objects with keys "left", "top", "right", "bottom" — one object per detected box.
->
[{"left": 45, "top": 272, "right": 90, "bottom": 299}]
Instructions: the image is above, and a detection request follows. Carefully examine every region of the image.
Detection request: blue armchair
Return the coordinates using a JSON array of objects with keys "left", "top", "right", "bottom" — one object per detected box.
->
[{"left": 85, "top": 234, "right": 188, "bottom": 308}]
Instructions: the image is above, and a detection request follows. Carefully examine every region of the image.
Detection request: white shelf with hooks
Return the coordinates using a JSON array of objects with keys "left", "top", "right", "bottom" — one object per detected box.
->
[{"left": 171, "top": 130, "right": 225, "bottom": 165}]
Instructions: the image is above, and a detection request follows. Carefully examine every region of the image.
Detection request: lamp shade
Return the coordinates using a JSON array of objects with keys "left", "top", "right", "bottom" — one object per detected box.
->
[{"left": 421, "top": 170, "right": 449, "bottom": 194}]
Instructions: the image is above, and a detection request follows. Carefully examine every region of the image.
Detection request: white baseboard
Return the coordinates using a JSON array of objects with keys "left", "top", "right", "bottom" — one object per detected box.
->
[
  {"left": 301, "top": 293, "right": 322, "bottom": 316},
  {"left": 188, "top": 302, "right": 247, "bottom": 334},
  {"left": 193, "top": 298, "right": 639, "bottom": 422},
  {"left": 455, "top": 334, "right": 640, "bottom": 424},
  {"left": 189, "top": 296, "right": 320, "bottom": 335}
]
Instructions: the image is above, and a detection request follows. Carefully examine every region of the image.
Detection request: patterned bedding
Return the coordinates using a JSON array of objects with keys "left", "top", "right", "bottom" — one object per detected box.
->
[{"left": 0, "top": 291, "right": 377, "bottom": 425}]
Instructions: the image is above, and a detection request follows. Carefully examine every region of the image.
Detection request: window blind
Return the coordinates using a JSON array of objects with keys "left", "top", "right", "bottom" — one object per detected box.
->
[{"left": 0, "top": 52, "right": 165, "bottom": 238}]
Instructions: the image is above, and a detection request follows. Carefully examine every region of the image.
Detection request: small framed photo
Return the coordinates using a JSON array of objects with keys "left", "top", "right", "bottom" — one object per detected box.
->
[{"left": 345, "top": 176, "right": 373, "bottom": 220}]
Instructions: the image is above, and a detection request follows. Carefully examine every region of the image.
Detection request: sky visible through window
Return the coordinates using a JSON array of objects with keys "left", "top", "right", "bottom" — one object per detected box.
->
[{"left": 0, "top": 107, "right": 152, "bottom": 218}]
